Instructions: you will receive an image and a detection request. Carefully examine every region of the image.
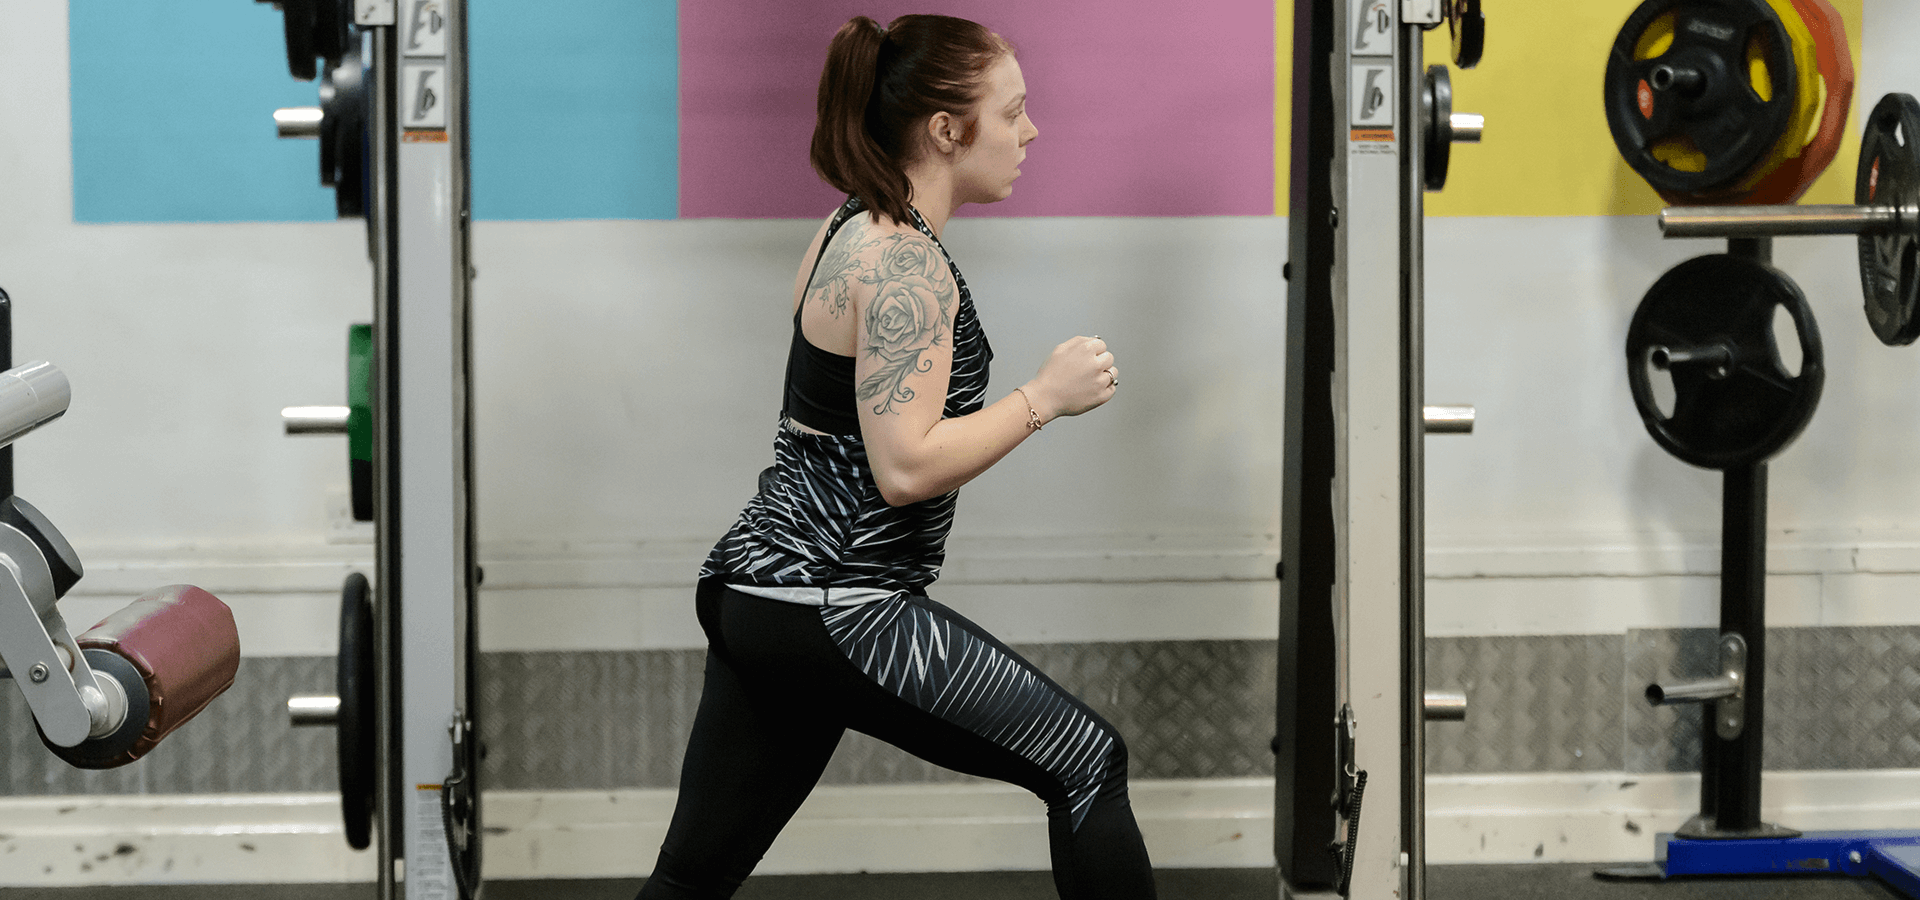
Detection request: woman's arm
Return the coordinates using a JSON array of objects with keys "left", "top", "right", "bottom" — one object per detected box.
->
[{"left": 853, "top": 233, "right": 1117, "bottom": 506}]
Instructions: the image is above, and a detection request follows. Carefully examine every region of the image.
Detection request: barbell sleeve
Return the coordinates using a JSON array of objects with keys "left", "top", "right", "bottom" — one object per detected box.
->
[{"left": 1660, "top": 204, "right": 1905, "bottom": 238}]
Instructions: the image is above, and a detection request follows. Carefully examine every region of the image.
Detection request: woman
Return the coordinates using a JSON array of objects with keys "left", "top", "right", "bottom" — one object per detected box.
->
[{"left": 640, "top": 14, "right": 1152, "bottom": 900}]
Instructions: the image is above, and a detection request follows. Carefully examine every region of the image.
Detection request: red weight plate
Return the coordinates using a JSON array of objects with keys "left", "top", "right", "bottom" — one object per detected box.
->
[{"left": 1738, "top": 0, "right": 1854, "bottom": 204}]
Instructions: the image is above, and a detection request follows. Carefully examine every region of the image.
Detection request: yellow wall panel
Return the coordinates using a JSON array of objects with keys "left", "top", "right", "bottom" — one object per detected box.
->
[{"left": 1275, "top": 0, "right": 1866, "bottom": 218}]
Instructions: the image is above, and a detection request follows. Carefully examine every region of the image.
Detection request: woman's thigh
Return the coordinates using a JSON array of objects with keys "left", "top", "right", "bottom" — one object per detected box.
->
[{"left": 817, "top": 594, "right": 1128, "bottom": 826}]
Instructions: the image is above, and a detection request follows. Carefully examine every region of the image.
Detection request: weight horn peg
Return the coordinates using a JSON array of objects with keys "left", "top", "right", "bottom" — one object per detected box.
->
[
  {"left": 1423, "top": 66, "right": 1484, "bottom": 193},
  {"left": 287, "top": 694, "right": 340, "bottom": 727},
  {"left": 282, "top": 406, "right": 349, "bottom": 436},
  {"left": 1423, "top": 405, "right": 1475, "bottom": 435},
  {"left": 274, "top": 107, "right": 324, "bottom": 140},
  {"left": 1423, "top": 689, "right": 1468, "bottom": 721},
  {"left": 1645, "top": 632, "right": 1748, "bottom": 740},
  {"left": 1648, "top": 341, "right": 1735, "bottom": 379}
]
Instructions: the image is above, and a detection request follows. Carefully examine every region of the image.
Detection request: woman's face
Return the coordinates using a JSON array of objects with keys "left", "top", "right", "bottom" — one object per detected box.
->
[{"left": 951, "top": 53, "right": 1038, "bottom": 205}]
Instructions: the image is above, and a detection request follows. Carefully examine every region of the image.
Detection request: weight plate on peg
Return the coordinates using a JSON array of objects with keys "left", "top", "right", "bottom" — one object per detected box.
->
[
  {"left": 1450, "top": 0, "right": 1485, "bottom": 69},
  {"left": 347, "top": 324, "right": 373, "bottom": 522},
  {"left": 337, "top": 572, "right": 376, "bottom": 851},
  {"left": 1423, "top": 65, "right": 1454, "bottom": 192},
  {"left": 1739, "top": 0, "right": 1854, "bottom": 205},
  {"left": 1723, "top": 0, "right": 1823, "bottom": 196},
  {"left": 1604, "top": 0, "right": 1799, "bottom": 199},
  {"left": 276, "top": 0, "right": 319, "bottom": 81},
  {"left": 311, "top": 0, "right": 352, "bottom": 71},
  {"left": 1857, "top": 93, "right": 1920, "bottom": 346},
  {"left": 1626, "top": 254, "right": 1823, "bottom": 469},
  {"left": 320, "top": 50, "right": 368, "bottom": 218}
]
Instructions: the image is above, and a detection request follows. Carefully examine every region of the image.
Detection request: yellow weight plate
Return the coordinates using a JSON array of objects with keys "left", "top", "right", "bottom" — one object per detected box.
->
[{"left": 1733, "top": 0, "right": 1823, "bottom": 191}]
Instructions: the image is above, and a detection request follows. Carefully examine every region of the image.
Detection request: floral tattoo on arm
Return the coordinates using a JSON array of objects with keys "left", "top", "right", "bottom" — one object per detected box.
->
[{"left": 856, "top": 236, "right": 955, "bottom": 416}]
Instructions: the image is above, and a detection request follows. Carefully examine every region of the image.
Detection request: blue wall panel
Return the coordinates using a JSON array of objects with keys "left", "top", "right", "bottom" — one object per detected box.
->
[
  {"left": 69, "top": 0, "right": 679, "bottom": 223},
  {"left": 69, "top": 2, "right": 339, "bottom": 223},
  {"left": 470, "top": 0, "right": 678, "bottom": 220}
]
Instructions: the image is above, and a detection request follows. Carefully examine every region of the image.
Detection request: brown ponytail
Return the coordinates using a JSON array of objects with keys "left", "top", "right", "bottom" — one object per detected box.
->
[{"left": 809, "top": 15, "right": 1011, "bottom": 226}]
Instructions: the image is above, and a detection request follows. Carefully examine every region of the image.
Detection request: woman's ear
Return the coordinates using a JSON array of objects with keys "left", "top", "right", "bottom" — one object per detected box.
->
[{"left": 924, "top": 111, "right": 959, "bottom": 155}]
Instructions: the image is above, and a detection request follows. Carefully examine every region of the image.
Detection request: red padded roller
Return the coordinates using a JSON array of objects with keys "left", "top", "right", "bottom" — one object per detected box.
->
[{"left": 46, "top": 584, "right": 240, "bottom": 769}]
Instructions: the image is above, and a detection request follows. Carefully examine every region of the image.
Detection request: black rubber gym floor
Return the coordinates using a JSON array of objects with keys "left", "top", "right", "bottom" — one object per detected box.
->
[{"left": 0, "top": 865, "right": 1905, "bottom": 900}]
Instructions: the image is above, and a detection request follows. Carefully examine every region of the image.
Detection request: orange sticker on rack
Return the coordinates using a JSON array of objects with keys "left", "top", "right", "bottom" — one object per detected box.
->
[{"left": 1350, "top": 128, "right": 1395, "bottom": 142}]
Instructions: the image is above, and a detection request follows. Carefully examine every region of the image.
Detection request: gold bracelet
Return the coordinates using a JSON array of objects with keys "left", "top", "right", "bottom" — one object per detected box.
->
[{"left": 1013, "top": 387, "right": 1043, "bottom": 431}]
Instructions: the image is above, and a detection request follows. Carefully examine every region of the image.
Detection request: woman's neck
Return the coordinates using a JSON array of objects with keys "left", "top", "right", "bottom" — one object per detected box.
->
[{"left": 903, "top": 166, "right": 956, "bottom": 237}]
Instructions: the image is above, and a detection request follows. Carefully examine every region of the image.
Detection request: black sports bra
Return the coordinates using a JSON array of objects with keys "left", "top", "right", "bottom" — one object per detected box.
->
[{"left": 780, "top": 201, "right": 866, "bottom": 435}]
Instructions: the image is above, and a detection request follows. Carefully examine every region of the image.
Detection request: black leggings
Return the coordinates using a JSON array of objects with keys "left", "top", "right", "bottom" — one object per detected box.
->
[{"left": 637, "top": 582, "right": 1156, "bottom": 900}]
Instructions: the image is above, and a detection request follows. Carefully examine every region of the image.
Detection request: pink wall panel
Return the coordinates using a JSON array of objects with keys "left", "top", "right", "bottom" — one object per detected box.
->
[{"left": 680, "top": 1, "right": 1274, "bottom": 219}]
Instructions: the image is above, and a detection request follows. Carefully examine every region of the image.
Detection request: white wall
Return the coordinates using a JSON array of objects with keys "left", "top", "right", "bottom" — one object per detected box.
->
[{"left": 7, "top": 1, "right": 1920, "bottom": 657}]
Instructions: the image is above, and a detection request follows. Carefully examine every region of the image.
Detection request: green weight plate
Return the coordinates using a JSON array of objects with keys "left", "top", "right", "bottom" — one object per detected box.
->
[
  {"left": 348, "top": 324, "right": 373, "bottom": 522},
  {"left": 1626, "top": 254, "right": 1823, "bottom": 469},
  {"left": 1857, "top": 93, "right": 1920, "bottom": 346},
  {"left": 1604, "top": 0, "right": 1799, "bottom": 197}
]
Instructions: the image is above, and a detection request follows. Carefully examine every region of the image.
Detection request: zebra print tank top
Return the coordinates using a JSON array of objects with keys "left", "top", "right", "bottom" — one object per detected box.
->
[{"left": 700, "top": 197, "right": 994, "bottom": 606}]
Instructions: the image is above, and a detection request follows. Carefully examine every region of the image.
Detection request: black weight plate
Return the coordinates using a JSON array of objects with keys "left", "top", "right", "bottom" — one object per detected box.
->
[
  {"left": 279, "top": 0, "right": 319, "bottom": 82},
  {"left": 1604, "top": 0, "right": 1798, "bottom": 197},
  {"left": 322, "top": 50, "right": 369, "bottom": 218},
  {"left": 1424, "top": 65, "right": 1453, "bottom": 192},
  {"left": 1857, "top": 92, "right": 1920, "bottom": 346},
  {"left": 312, "top": 0, "right": 352, "bottom": 70},
  {"left": 1626, "top": 254, "right": 1823, "bottom": 468},
  {"left": 1450, "top": 0, "right": 1485, "bottom": 69},
  {"left": 338, "top": 572, "right": 376, "bottom": 851}
]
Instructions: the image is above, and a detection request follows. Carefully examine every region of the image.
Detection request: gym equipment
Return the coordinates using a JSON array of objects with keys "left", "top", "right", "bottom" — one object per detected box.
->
[
  {"left": 1602, "top": 247, "right": 1920, "bottom": 897},
  {"left": 282, "top": 323, "right": 375, "bottom": 521},
  {"left": 1278, "top": 1, "right": 1482, "bottom": 897},
  {"left": 0, "top": 355, "right": 240, "bottom": 769},
  {"left": 1604, "top": 0, "right": 1803, "bottom": 200},
  {"left": 1625, "top": 253, "right": 1823, "bottom": 469},
  {"left": 260, "top": 0, "right": 353, "bottom": 82},
  {"left": 320, "top": 49, "right": 370, "bottom": 218},
  {"left": 289, "top": 574, "right": 376, "bottom": 849},
  {"left": 1421, "top": 65, "right": 1484, "bottom": 192},
  {"left": 274, "top": 45, "right": 371, "bottom": 221},
  {"left": 1660, "top": 93, "right": 1920, "bottom": 346},
  {"left": 262, "top": 2, "right": 482, "bottom": 897},
  {"left": 1601, "top": 25, "right": 1920, "bottom": 881},
  {"left": 1448, "top": 0, "right": 1484, "bottom": 69},
  {"left": 1737, "top": 0, "right": 1853, "bottom": 205}
]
